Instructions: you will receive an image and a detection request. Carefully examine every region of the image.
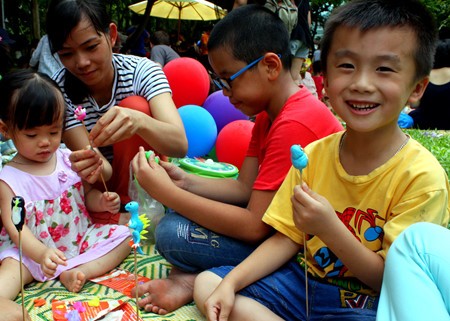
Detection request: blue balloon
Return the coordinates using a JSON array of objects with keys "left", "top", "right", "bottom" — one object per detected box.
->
[
  {"left": 178, "top": 105, "right": 218, "bottom": 157},
  {"left": 203, "top": 90, "right": 249, "bottom": 133}
]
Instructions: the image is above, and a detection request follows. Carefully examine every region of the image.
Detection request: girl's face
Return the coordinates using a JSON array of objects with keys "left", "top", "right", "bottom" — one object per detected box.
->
[
  {"left": 57, "top": 16, "right": 117, "bottom": 91},
  {"left": 12, "top": 118, "right": 63, "bottom": 164}
]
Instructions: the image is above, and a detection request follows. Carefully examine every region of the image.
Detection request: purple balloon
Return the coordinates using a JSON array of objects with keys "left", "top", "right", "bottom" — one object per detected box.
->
[{"left": 203, "top": 90, "right": 249, "bottom": 133}]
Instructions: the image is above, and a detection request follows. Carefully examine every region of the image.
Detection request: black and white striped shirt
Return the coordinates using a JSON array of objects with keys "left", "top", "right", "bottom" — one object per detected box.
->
[{"left": 53, "top": 53, "right": 171, "bottom": 161}]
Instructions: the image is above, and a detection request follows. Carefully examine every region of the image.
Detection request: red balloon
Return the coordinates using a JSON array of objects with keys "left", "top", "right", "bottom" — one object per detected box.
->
[
  {"left": 216, "top": 120, "right": 254, "bottom": 170},
  {"left": 163, "top": 58, "right": 210, "bottom": 108},
  {"left": 118, "top": 95, "right": 151, "bottom": 116}
]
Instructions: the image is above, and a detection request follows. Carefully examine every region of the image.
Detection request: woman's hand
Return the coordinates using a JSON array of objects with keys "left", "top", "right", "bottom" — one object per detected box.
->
[
  {"left": 69, "top": 147, "right": 104, "bottom": 184},
  {"left": 89, "top": 106, "right": 139, "bottom": 147},
  {"left": 40, "top": 248, "right": 67, "bottom": 278}
]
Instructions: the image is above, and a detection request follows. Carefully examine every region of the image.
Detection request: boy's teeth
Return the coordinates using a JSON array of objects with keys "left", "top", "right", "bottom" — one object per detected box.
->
[{"left": 351, "top": 104, "right": 376, "bottom": 110}]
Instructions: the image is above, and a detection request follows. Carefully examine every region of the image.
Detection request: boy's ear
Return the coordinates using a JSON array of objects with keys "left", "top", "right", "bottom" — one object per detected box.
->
[
  {"left": 408, "top": 76, "right": 429, "bottom": 104},
  {"left": 262, "top": 53, "right": 282, "bottom": 80}
]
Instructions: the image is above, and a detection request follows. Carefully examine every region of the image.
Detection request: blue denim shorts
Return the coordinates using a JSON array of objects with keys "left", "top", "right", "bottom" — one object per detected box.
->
[{"left": 210, "top": 259, "right": 379, "bottom": 321}]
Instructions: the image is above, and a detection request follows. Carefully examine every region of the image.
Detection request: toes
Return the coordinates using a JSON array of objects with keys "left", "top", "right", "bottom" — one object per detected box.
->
[{"left": 144, "top": 304, "right": 154, "bottom": 312}]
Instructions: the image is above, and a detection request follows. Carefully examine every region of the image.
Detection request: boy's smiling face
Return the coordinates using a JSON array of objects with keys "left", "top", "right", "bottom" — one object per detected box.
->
[{"left": 324, "top": 25, "right": 428, "bottom": 133}]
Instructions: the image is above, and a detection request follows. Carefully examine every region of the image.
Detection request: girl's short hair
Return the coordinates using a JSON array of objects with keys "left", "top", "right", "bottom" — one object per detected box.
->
[{"left": 0, "top": 69, "right": 66, "bottom": 131}]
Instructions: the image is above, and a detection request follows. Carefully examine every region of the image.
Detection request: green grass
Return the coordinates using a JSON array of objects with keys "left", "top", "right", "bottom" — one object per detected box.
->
[{"left": 405, "top": 129, "right": 450, "bottom": 178}]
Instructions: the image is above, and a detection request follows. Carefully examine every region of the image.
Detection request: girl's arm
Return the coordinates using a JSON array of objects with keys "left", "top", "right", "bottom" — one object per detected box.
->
[
  {"left": 293, "top": 183, "right": 384, "bottom": 291},
  {"left": 204, "top": 232, "right": 300, "bottom": 320},
  {"left": 0, "top": 182, "right": 67, "bottom": 276}
]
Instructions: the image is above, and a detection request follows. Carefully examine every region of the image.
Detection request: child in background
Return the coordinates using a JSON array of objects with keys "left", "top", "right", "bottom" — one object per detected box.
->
[
  {"left": 194, "top": 1, "right": 449, "bottom": 320},
  {"left": 130, "top": 4, "right": 343, "bottom": 315},
  {"left": 0, "top": 70, "right": 131, "bottom": 305}
]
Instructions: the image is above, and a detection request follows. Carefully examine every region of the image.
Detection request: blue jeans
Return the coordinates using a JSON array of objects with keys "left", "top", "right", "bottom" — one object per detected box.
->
[
  {"left": 154, "top": 210, "right": 259, "bottom": 273},
  {"left": 211, "top": 260, "right": 378, "bottom": 321}
]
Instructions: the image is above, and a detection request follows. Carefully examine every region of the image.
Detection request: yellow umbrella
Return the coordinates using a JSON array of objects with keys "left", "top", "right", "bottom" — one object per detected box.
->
[{"left": 129, "top": 0, "right": 227, "bottom": 37}]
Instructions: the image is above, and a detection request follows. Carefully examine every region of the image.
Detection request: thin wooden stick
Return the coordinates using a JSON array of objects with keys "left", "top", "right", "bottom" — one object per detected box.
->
[
  {"left": 74, "top": 106, "right": 109, "bottom": 194},
  {"left": 12, "top": 196, "right": 26, "bottom": 321},
  {"left": 80, "top": 122, "right": 109, "bottom": 193},
  {"left": 134, "top": 249, "right": 139, "bottom": 320},
  {"left": 300, "top": 171, "right": 309, "bottom": 321},
  {"left": 19, "top": 232, "right": 25, "bottom": 321}
]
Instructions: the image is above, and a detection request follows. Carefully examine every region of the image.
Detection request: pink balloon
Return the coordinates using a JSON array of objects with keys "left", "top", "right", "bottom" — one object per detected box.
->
[
  {"left": 216, "top": 120, "right": 254, "bottom": 170},
  {"left": 163, "top": 58, "right": 210, "bottom": 108}
]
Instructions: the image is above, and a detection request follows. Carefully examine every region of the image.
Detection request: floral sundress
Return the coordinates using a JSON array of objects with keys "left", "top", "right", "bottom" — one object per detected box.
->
[{"left": 0, "top": 148, "right": 130, "bottom": 281}]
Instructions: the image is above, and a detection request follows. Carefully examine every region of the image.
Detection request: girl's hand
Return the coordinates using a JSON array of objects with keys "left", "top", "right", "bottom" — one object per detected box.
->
[
  {"left": 89, "top": 106, "right": 139, "bottom": 147},
  {"left": 40, "top": 248, "right": 67, "bottom": 278},
  {"left": 101, "top": 192, "right": 121, "bottom": 214},
  {"left": 69, "top": 147, "right": 103, "bottom": 184},
  {"left": 291, "top": 182, "right": 339, "bottom": 237},
  {"left": 204, "top": 281, "right": 236, "bottom": 321}
]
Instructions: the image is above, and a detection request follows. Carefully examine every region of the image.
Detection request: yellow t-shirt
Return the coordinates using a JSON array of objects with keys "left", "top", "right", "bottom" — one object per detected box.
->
[{"left": 264, "top": 132, "right": 450, "bottom": 294}]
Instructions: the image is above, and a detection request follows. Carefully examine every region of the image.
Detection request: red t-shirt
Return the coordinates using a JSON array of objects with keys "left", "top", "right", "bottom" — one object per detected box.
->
[{"left": 247, "top": 86, "right": 343, "bottom": 191}]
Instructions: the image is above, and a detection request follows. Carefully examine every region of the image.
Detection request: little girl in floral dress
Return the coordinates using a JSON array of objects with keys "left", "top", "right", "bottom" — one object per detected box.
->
[{"left": 0, "top": 69, "right": 131, "bottom": 304}]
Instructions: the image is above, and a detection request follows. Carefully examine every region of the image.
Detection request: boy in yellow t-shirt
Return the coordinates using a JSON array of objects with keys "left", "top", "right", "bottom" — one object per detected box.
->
[{"left": 194, "top": 1, "right": 450, "bottom": 320}]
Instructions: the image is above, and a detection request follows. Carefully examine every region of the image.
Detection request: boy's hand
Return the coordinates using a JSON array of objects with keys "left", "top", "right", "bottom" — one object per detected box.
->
[
  {"left": 291, "top": 182, "right": 339, "bottom": 237},
  {"left": 40, "top": 248, "right": 67, "bottom": 278},
  {"left": 131, "top": 147, "right": 177, "bottom": 196},
  {"left": 160, "top": 160, "right": 188, "bottom": 190},
  {"left": 204, "top": 282, "right": 236, "bottom": 321},
  {"left": 101, "top": 192, "right": 121, "bottom": 214}
]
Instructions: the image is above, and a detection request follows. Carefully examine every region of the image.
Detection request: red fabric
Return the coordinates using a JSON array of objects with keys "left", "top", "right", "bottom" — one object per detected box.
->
[
  {"left": 312, "top": 75, "right": 324, "bottom": 101},
  {"left": 247, "top": 87, "right": 343, "bottom": 191}
]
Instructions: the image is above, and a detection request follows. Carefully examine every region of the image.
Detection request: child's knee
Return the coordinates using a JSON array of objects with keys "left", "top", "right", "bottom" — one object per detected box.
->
[{"left": 193, "top": 271, "right": 223, "bottom": 313}]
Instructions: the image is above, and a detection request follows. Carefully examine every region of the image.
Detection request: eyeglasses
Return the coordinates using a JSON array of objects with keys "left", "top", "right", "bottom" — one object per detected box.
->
[{"left": 211, "top": 55, "right": 266, "bottom": 91}]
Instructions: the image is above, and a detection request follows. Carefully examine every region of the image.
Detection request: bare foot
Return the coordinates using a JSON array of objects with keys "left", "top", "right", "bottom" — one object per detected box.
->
[
  {"left": 132, "top": 268, "right": 196, "bottom": 315},
  {"left": 60, "top": 269, "right": 86, "bottom": 293}
]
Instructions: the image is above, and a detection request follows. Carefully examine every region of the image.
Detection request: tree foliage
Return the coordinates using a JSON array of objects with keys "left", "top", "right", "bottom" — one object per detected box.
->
[{"left": 0, "top": 0, "right": 449, "bottom": 60}]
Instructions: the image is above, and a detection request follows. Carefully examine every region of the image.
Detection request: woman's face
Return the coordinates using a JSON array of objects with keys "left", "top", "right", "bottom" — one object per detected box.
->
[{"left": 57, "top": 16, "right": 117, "bottom": 91}]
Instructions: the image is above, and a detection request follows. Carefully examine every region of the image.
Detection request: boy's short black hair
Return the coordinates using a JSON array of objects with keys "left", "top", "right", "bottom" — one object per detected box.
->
[
  {"left": 208, "top": 4, "right": 291, "bottom": 70},
  {"left": 321, "top": 0, "right": 438, "bottom": 81}
]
